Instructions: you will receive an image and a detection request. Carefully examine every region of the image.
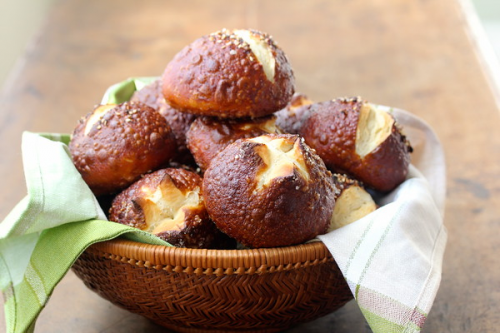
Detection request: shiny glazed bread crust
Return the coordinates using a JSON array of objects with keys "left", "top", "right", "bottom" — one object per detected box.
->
[
  {"left": 203, "top": 134, "right": 335, "bottom": 248},
  {"left": 69, "top": 102, "right": 177, "bottom": 196},
  {"left": 109, "top": 168, "right": 234, "bottom": 249},
  {"left": 186, "top": 115, "right": 279, "bottom": 171},
  {"left": 161, "top": 29, "right": 295, "bottom": 118},
  {"left": 131, "top": 79, "right": 197, "bottom": 164},
  {"left": 300, "top": 97, "right": 412, "bottom": 192}
]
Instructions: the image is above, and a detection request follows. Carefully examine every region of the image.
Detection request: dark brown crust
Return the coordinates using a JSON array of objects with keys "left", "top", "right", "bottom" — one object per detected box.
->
[
  {"left": 299, "top": 97, "right": 412, "bottom": 192},
  {"left": 130, "top": 79, "right": 197, "bottom": 165},
  {"left": 274, "top": 93, "right": 314, "bottom": 134},
  {"left": 130, "top": 80, "right": 163, "bottom": 108},
  {"left": 161, "top": 29, "right": 295, "bottom": 118},
  {"left": 186, "top": 115, "right": 278, "bottom": 171},
  {"left": 331, "top": 173, "right": 364, "bottom": 200},
  {"left": 109, "top": 168, "right": 235, "bottom": 249},
  {"left": 203, "top": 134, "right": 336, "bottom": 248},
  {"left": 69, "top": 102, "right": 177, "bottom": 196}
]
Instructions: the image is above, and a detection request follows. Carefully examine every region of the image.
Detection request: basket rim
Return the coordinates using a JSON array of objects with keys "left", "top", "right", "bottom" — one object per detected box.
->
[{"left": 85, "top": 238, "right": 333, "bottom": 275}]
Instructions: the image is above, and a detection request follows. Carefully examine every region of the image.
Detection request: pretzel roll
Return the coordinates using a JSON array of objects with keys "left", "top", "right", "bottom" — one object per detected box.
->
[
  {"left": 300, "top": 97, "right": 412, "bottom": 192},
  {"left": 328, "top": 174, "right": 377, "bottom": 231},
  {"left": 203, "top": 134, "right": 336, "bottom": 248},
  {"left": 162, "top": 29, "right": 295, "bottom": 118},
  {"left": 275, "top": 92, "right": 314, "bottom": 134},
  {"left": 186, "top": 115, "right": 280, "bottom": 171},
  {"left": 69, "top": 102, "right": 177, "bottom": 196},
  {"left": 130, "top": 79, "right": 197, "bottom": 164},
  {"left": 109, "top": 168, "right": 235, "bottom": 249}
]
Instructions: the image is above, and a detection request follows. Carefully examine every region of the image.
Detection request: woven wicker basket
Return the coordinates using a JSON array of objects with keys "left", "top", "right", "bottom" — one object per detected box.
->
[{"left": 72, "top": 239, "right": 353, "bottom": 333}]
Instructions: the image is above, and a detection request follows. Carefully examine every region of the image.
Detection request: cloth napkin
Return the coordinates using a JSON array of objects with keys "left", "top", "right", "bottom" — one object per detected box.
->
[
  {"left": 319, "top": 106, "right": 447, "bottom": 332},
  {"left": 0, "top": 78, "right": 447, "bottom": 333},
  {"left": 0, "top": 131, "right": 170, "bottom": 333}
]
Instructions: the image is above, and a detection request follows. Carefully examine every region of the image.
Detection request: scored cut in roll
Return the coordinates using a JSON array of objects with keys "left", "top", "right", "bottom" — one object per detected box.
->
[
  {"left": 109, "top": 168, "right": 235, "bottom": 249},
  {"left": 300, "top": 97, "right": 413, "bottom": 192},
  {"left": 162, "top": 28, "right": 295, "bottom": 118},
  {"left": 203, "top": 133, "right": 336, "bottom": 248}
]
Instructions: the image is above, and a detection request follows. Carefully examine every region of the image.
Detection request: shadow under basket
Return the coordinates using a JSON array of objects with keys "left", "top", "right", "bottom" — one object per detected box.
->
[{"left": 72, "top": 239, "right": 353, "bottom": 333}]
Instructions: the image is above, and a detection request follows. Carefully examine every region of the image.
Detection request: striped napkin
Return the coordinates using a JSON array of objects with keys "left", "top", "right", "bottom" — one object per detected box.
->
[
  {"left": 0, "top": 78, "right": 446, "bottom": 333},
  {"left": 0, "top": 132, "right": 170, "bottom": 333},
  {"left": 319, "top": 107, "right": 447, "bottom": 332}
]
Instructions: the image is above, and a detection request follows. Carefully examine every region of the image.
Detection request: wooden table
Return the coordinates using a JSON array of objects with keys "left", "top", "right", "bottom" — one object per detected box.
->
[{"left": 1, "top": 0, "right": 499, "bottom": 332}]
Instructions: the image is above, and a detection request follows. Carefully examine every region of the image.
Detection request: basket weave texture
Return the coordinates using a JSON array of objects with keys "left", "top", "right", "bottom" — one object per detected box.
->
[{"left": 72, "top": 239, "right": 353, "bottom": 333}]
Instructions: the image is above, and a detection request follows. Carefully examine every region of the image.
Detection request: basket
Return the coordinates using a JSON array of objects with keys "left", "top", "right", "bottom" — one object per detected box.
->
[{"left": 72, "top": 239, "right": 353, "bottom": 333}]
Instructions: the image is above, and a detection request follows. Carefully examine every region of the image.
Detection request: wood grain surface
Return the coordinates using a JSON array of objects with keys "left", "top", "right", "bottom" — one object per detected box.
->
[{"left": 1, "top": 0, "right": 499, "bottom": 332}]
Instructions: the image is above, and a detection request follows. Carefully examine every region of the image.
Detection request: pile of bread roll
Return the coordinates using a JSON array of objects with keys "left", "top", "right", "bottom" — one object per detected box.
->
[{"left": 69, "top": 28, "right": 412, "bottom": 249}]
